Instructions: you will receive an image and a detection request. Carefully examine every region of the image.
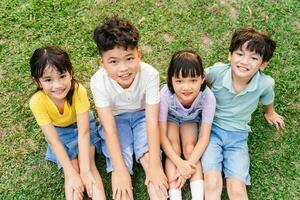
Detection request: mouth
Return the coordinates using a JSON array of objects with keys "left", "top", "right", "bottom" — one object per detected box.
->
[
  {"left": 182, "top": 92, "right": 193, "bottom": 96},
  {"left": 119, "top": 73, "right": 132, "bottom": 80},
  {"left": 52, "top": 88, "right": 66, "bottom": 95},
  {"left": 237, "top": 65, "right": 249, "bottom": 72}
]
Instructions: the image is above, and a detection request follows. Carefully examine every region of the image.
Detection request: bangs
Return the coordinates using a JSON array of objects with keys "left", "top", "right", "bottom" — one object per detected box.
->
[
  {"left": 244, "top": 39, "right": 266, "bottom": 57},
  {"left": 172, "top": 56, "right": 202, "bottom": 78}
]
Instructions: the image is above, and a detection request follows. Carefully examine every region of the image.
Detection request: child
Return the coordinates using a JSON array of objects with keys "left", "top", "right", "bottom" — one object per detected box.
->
[
  {"left": 90, "top": 17, "right": 168, "bottom": 200},
  {"left": 159, "top": 50, "right": 216, "bottom": 200},
  {"left": 29, "top": 46, "right": 106, "bottom": 200},
  {"left": 201, "top": 28, "right": 285, "bottom": 200}
]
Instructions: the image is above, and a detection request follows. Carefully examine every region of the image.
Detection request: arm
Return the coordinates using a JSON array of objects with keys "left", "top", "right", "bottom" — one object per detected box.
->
[
  {"left": 96, "top": 107, "right": 133, "bottom": 200},
  {"left": 145, "top": 103, "right": 168, "bottom": 197},
  {"left": 76, "top": 111, "right": 99, "bottom": 197},
  {"left": 187, "top": 123, "right": 211, "bottom": 164},
  {"left": 264, "top": 103, "right": 285, "bottom": 130},
  {"left": 40, "top": 124, "right": 84, "bottom": 198}
]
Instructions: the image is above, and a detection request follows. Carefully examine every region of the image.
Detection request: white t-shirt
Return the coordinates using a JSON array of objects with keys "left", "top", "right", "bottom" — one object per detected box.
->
[{"left": 90, "top": 62, "right": 160, "bottom": 116}]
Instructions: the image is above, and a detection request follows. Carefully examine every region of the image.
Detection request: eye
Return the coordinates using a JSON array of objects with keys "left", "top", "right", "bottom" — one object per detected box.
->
[
  {"left": 236, "top": 52, "right": 243, "bottom": 56},
  {"left": 251, "top": 57, "right": 259, "bottom": 61},
  {"left": 127, "top": 56, "right": 134, "bottom": 61},
  {"left": 175, "top": 80, "right": 182, "bottom": 83},
  {"left": 109, "top": 60, "right": 117, "bottom": 64},
  {"left": 44, "top": 78, "right": 52, "bottom": 82},
  {"left": 60, "top": 74, "right": 67, "bottom": 79}
]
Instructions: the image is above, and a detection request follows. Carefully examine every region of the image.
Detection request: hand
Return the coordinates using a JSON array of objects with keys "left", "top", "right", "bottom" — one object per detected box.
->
[
  {"left": 80, "top": 170, "right": 99, "bottom": 198},
  {"left": 145, "top": 166, "right": 168, "bottom": 199},
  {"left": 176, "top": 159, "right": 196, "bottom": 179},
  {"left": 264, "top": 111, "right": 285, "bottom": 130},
  {"left": 175, "top": 175, "right": 187, "bottom": 189},
  {"left": 66, "top": 171, "right": 84, "bottom": 200},
  {"left": 112, "top": 169, "right": 133, "bottom": 200}
]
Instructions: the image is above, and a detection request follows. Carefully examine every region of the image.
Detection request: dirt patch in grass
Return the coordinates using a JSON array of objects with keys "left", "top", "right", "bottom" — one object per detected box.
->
[
  {"left": 292, "top": 20, "right": 300, "bottom": 31},
  {"left": 201, "top": 33, "right": 213, "bottom": 51},
  {"left": 163, "top": 33, "right": 174, "bottom": 43},
  {"left": 141, "top": 44, "right": 153, "bottom": 54}
]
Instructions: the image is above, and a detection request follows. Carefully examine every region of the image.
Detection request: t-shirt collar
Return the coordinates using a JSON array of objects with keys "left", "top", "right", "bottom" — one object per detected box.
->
[{"left": 223, "top": 66, "right": 260, "bottom": 95}]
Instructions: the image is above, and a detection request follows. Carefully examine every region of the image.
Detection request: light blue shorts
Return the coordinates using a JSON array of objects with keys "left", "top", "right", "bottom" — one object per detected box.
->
[
  {"left": 201, "top": 124, "right": 251, "bottom": 185},
  {"left": 98, "top": 110, "right": 149, "bottom": 175},
  {"left": 45, "top": 112, "right": 101, "bottom": 170}
]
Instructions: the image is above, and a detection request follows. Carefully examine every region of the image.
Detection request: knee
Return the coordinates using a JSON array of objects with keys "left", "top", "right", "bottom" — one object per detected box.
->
[
  {"left": 204, "top": 173, "right": 222, "bottom": 192},
  {"left": 169, "top": 139, "right": 181, "bottom": 155},
  {"left": 227, "top": 181, "right": 247, "bottom": 199},
  {"left": 183, "top": 143, "right": 195, "bottom": 159}
]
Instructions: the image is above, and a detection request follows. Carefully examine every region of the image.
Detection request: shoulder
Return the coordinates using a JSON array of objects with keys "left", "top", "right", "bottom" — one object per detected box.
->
[
  {"left": 91, "top": 68, "right": 107, "bottom": 84},
  {"left": 75, "top": 82, "right": 88, "bottom": 96},
  {"left": 29, "top": 91, "right": 46, "bottom": 110},
  {"left": 206, "top": 62, "right": 230, "bottom": 74},
  {"left": 160, "top": 84, "right": 170, "bottom": 97},
  {"left": 258, "top": 72, "right": 275, "bottom": 88},
  {"left": 140, "top": 61, "right": 159, "bottom": 76}
]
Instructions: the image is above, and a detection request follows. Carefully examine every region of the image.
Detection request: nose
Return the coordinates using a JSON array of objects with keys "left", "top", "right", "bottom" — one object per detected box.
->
[
  {"left": 52, "top": 79, "right": 62, "bottom": 88},
  {"left": 119, "top": 62, "right": 129, "bottom": 72}
]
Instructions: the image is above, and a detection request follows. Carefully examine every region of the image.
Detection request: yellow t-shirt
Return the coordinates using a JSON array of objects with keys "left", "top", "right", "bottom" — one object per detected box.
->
[{"left": 29, "top": 83, "right": 90, "bottom": 127}]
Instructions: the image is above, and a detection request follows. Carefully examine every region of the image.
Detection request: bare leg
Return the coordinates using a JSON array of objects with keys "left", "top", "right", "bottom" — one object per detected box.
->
[
  {"left": 89, "top": 145, "right": 106, "bottom": 200},
  {"left": 180, "top": 122, "right": 202, "bottom": 181},
  {"left": 203, "top": 171, "right": 223, "bottom": 200},
  {"left": 64, "top": 158, "right": 82, "bottom": 200},
  {"left": 226, "top": 178, "right": 248, "bottom": 200},
  {"left": 165, "top": 122, "right": 181, "bottom": 189},
  {"left": 140, "top": 153, "right": 167, "bottom": 200}
]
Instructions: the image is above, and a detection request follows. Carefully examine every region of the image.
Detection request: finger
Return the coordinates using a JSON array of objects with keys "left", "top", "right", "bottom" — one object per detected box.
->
[
  {"left": 155, "top": 185, "right": 162, "bottom": 199},
  {"left": 127, "top": 187, "right": 134, "bottom": 200},
  {"left": 112, "top": 187, "right": 117, "bottom": 200},
  {"left": 175, "top": 177, "right": 182, "bottom": 189},
  {"left": 74, "top": 190, "right": 83, "bottom": 200},
  {"left": 274, "top": 122, "right": 279, "bottom": 130},
  {"left": 159, "top": 184, "right": 168, "bottom": 199},
  {"left": 87, "top": 183, "right": 93, "bottom": 198},
  {"left": 116, "top": 189, "right": 121, "bottom": 200},
  {"left": 144, "top": 176, "right": 150, "bottom": 186}
]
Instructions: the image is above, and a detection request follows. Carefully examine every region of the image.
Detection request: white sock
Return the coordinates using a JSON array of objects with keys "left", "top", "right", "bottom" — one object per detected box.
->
[
  {"left": 169, "top": 188, "right": 182, "bottom": 200},
  {"left": 190, "top": 180, "right": 204, "bottom": 200}
]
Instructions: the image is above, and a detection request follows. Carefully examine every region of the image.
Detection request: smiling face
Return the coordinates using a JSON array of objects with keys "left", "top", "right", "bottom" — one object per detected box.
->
[
  {"left": 38, "top": 65, "right": 72, "bottom": 103},
  {"left": 172, "top": 73, "right": 204, "bottom": 107},
  {"left": 229, "top": 42, "right": 268, "bottom": 81},
  {"left": 100, "top": 47, "right": 141, "bottom": 89}
]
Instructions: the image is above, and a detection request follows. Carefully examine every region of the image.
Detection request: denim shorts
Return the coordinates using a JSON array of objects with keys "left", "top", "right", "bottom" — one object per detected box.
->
[
  {"left": 98, "top": 110, "right": 149, "bottom": 175},
  {"left": 201, "top": 124, "right": 251, "bottom": 185},
  {"left": 45, "top": 112, "right": 101, "bottom": 170}
]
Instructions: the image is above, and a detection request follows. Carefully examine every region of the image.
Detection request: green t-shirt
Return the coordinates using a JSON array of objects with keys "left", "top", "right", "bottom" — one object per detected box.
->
[{"left": 205, "top": 63, "right": 274, "bottom": 132}]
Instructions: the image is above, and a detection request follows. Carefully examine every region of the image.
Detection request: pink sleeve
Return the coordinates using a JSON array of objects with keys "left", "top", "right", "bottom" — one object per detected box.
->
[
  {"left": 159, "top": 85, "right": 169, "bottom": 121},
  {"left": 201, "top": 89, "right": 216, "bottom": 123}
]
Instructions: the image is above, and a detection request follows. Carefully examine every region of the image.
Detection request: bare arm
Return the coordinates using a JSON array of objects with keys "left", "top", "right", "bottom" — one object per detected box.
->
[
  {"left": 264, "top": 103, "right": 285, "bottom": 130},
  {"left": 96, "top": 107, "right": 133, "bottom": 200},
  {"left": 77, "top": 111, "right": 100, "bottom": 197},
  {"left": 188, "top": 123, "right": 211, "bottom": 164},
  {"left": 40, "top": 124, "right": 84, "bottom": 197},
  {"left": 145, "top": 103, "right": 168, "bottom": 197}
]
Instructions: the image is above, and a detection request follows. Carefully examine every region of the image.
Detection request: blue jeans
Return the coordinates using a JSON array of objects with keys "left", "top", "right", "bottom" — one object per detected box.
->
[
  {"left": 201, "top": 124, "right": 251, "bottom": 185},
  {"left": 45, "top": 112, "right": 101, "bottom": 170},
  {"left": 98, "top": 110, "right": 149, "bottom": 174}
]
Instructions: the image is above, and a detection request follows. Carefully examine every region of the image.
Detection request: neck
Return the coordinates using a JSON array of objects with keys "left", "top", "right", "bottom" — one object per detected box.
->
[{"left": 231, "top": 74, "right": 252, "bottom": 94}]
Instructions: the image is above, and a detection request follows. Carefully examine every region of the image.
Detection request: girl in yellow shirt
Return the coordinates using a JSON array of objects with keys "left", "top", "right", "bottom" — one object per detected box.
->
[{"left": 29, "top": 46, "right": 106, "bottom": 200}]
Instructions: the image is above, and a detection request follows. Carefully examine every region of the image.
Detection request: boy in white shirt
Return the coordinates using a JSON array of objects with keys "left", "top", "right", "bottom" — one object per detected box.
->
[{"left": 91, "top": 17, "right": 168, "bottom": 200}]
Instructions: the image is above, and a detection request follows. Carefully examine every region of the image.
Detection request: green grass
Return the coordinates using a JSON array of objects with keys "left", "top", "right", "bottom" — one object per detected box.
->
[{"left": 0, "top": 0, "right": 299, "bottom": 199}]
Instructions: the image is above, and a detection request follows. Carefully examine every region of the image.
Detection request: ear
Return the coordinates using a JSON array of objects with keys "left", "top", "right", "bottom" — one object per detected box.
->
[
  {"left": 33, "top": 78, "right": 42, "bottom": 89},
  {"left": 228, "top": 52, "right": 232, "bottom": 61},
  {"left": 98, "top": 56, "right": 104, "bottom": 67},
  {"left": 260, "top": 62, "right": 268, "bottom": 70}
]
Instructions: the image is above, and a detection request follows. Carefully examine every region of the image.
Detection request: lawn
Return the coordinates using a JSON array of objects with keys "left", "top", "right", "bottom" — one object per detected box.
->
[{"left": 0, "top": 0, "right": 299, "bottom": 199}]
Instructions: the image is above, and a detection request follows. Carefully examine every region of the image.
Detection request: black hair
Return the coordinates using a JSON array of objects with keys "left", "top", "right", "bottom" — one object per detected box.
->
[
  {"left": 229, "top": 27, "right": 276, "bottom": 62},
  {"left": 30, "top": 46, "right": 76, "bottom": 105},
  {"left": 93, "top": 16, "right": 139, "bottom": 55},
  {"left": 167, "top": 50, "right": 206, "bottom": 94}
]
